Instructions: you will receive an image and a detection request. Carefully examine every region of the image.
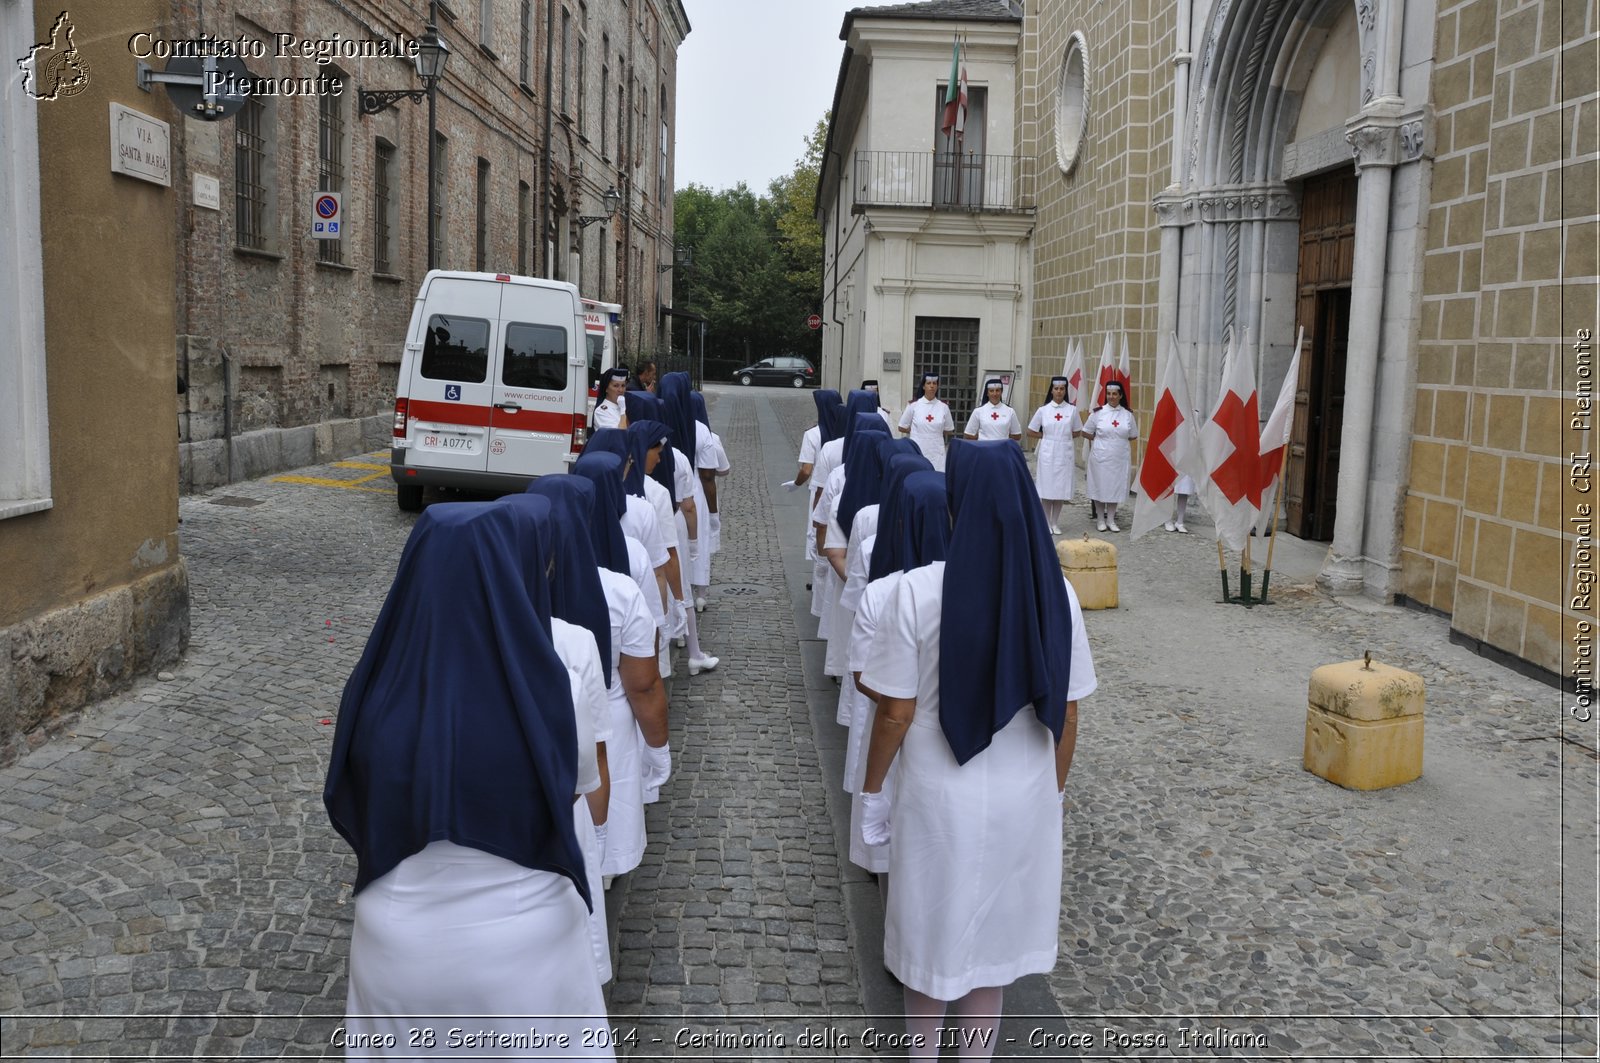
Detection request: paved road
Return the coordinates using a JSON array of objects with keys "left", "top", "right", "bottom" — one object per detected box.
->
[{"left": 0, "top": 385, "right": 1594, "bottom": 1059}]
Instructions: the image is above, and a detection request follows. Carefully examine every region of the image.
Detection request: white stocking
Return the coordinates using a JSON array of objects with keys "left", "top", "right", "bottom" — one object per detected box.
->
[
  {"left": 1175, "top": 493, "right": 1190, "bottom": 523},
  {"left": 951, "top": 985, "right": 1004, "bottom": 1061},
  {"left": 902, "top": 986, "right": 947, "bottom": 1062},
  {"left": 684, "top": 602, "right": 707, "bottom": 660}
]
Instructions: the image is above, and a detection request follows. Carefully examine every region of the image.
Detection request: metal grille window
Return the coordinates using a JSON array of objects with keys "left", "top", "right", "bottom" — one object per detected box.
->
[
  {"left": 431, "top": 133, "right": 447, "bottom": 267},
  {"left": 517, "top": 180, "right": 530, "bottom": 275},
  {"left": 577, "top": 37, "right": 586, "bottom": 135},
  {"left": 658, "top": 85, "right": 668, "bottom": 207},
  {"left": 475, "top": 158, "right": 490, "bottom": 271},
  {"left": 913, "top": 316, "right": 981, "bottom": 424},
  {"left": 235, "top": 98, "right": 268, "bottom": 250},
  {"left": 373, "top": 140, "right": 394, "bottom": 274},
  {"left": 317, "top": 91, "right": 345, "bottom": 264},
  {"left": 518, "top": 0, "right": 532, "bottom": 86},
  {"left": 560, "top": 8, "right": 570, "bottom": 115}
]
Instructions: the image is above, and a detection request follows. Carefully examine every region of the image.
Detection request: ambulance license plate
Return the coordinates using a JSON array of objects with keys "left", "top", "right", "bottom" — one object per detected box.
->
[{"left": 418, "top": 432, "right": 479, "bottom": 454}]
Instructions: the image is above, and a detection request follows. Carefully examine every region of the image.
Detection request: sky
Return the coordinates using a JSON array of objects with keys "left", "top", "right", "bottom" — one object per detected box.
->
[{"left": 674, "top": 0, "right": 860, "bottom": 193}]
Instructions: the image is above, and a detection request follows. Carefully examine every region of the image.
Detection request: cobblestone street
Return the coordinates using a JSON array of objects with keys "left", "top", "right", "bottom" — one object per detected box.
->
[{"left": 0, "top": 386, "right": 1595, "bottom": 1059}]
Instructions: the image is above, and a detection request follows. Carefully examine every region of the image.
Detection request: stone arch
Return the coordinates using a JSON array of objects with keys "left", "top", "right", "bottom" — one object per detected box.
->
[
  {"left": 1176, "top": 0, "right": 1365, "bottom": 395},
  {"left": 1166, "top": 0, "right": 1432, "bottom": 597}
]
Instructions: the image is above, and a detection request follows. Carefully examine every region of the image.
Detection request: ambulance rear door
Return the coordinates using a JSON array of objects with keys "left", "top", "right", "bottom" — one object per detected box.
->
[
  {"left": 404, "top": 276, "right": 501, "bottom": 475},
  {"left": 486, "top": 280, "right": 586, "bottom": 478}
]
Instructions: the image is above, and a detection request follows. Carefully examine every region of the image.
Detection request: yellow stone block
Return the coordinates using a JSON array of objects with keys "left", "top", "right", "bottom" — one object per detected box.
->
[
  {"left": 1057, "top": 536, "right": 1118, "bottom": 610},
  {"left": 1303, "top": 659, "right": 1425, "bottom": 790}
]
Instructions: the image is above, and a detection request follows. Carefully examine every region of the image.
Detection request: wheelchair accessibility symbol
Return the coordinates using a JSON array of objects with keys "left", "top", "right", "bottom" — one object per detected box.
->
[{"left": 445, "top": 385, "right": 462, "bottom": 401}]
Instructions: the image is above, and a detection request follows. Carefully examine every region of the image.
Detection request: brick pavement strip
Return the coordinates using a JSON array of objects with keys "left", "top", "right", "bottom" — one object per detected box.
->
[
  {"left": 606, "top": 391, "right": 868, "bottom": 1057},
  {"left": 0, "top": 389, "right": 1595, "bottom": 1060}
]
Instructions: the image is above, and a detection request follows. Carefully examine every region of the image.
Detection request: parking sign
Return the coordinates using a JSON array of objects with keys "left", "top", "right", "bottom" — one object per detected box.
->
[{"left": 311, "top": 193, "right": 342, "bottom": 239}]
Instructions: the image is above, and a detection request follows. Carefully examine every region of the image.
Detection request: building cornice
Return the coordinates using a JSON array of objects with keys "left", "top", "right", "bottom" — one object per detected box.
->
[{"left": 1152, "top": 184, "right": 1298, "bottom": 227}]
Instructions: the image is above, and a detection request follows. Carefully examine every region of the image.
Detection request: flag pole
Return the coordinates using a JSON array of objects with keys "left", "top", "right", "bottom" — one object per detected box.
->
[
  {"left": 1216, "top": 539, "right": 1232, "bottom": 602},
  {"left": 1239, "top": 536, "right": 1254, "bottom": 607},
  {"left": 1259, "top": 428, "right": 1293, "bottom": 602},
  {"left": 1259, "top": 327, "right": 1302, "bottom": 604}
]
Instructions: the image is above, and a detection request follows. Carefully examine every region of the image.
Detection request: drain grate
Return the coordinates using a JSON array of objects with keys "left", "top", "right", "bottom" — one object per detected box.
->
[
  {"left": 709, "top": 583, "right": 776, "bottom": 600},
  {"left": 208, "top": 495, "right": 265, "bottom": 507}
]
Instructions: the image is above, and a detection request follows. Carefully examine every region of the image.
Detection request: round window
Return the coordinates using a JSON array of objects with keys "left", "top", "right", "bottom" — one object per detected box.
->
[{"left": 1055, "top": 33, "right": 1089, "bottom": 175}]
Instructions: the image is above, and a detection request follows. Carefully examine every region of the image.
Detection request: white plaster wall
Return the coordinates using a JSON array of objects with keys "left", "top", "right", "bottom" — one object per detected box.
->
[
  {"left": 0, "top": 0, "right": 52, "bottom": 517},
  {"left": 857, "top": 30, "right": 1019, "bottom": 156}
]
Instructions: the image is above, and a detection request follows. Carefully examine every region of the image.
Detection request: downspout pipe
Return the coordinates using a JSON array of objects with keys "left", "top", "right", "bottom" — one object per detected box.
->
[{"left": 540, "top": 0, "right": 555, "bottom": 276}]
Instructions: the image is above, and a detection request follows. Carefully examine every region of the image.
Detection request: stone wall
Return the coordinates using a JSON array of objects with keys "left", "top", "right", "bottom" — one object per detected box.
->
[
  {"left": 0, "top": 567, "right": 190, "bottom": 767},
  {"left": 1402, "top": 0, "right": 1596, "bottom": 678},
  {"left": 1022, "top": 0, "right": 1173, "bottom": 411}
]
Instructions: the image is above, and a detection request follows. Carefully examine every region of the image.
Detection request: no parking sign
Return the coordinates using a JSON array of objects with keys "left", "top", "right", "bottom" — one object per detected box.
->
[{"left": 311, "top": 192, "right": 342, "bottom": 239}]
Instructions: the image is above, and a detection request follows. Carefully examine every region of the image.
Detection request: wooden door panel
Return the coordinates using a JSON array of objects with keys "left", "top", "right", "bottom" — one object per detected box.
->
[{"left": 1290, "top": 168, "right": 1358, "bottom": 541}]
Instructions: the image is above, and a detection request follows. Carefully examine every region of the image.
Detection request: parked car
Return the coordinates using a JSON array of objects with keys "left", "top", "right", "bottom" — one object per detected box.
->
[{"left": 731, "top": 356, "right": 816, "bottom": 388}]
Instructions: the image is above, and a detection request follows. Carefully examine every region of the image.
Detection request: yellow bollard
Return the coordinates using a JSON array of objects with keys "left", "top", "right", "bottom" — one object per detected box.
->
[
  {"left": 1057, "top": 536, "right": 1118, "bottom": 610},
  {"left": 1303, "top": 656, "right": 1425, "bottom": 790}
]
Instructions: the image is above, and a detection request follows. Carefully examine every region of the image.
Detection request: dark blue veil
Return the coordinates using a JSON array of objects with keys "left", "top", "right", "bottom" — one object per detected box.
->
[
  {"left": 570, "top": 452, "right": 630, "bottom": 575},
  {"left": 324, "top": 500, "right": 589, "bottom": 907},
  {"left": 938, "top": 440, "right": 1073, "bottom": 765}
]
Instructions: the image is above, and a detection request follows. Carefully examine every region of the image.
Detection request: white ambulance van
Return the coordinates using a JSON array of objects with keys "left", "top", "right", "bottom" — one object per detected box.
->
[
  {"left": 389, "top": 271, "right": 590, "bottom": 511},
  {"left": 580, "top": 297, "right": 623, "bottom": 426}
]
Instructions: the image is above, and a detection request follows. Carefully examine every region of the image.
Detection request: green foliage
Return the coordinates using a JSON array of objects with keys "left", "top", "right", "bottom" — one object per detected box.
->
[{"left": 673, "top": 116, "right": 826, "bottom": 372}]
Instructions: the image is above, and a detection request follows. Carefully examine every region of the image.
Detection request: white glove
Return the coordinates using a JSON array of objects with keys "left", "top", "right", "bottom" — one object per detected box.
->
[
  {"left": 668, "top": 597, "right": 689, "bottom": 638},
  {"left": 592, "top": 821, "right": 609, "bottom": 863},
  {"left": 641, "top": 742, "right": 672, "bottom": 792},
  {"left": 782, "top": 479, "right": 800, "bottom": 492},
  {"left": 860, "top": 789, "right": 892, "bottom": 847},
  {"left": 1057, "top": 788, "right": 1066, "bottom": 807},
  {"left": 709, "top": 513, "right": 722, "bottom": 537}
]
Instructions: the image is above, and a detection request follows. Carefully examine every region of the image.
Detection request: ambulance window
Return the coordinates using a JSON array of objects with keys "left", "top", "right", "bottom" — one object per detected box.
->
[
  {"left": 587, "top": 334, "right": 605, "bottom": 378},
  {"left": 420, "top": 315, "right": 490, "bottom": 382},
  {"left": 503, "top": 322, "right": 568, "bottom": 391}
]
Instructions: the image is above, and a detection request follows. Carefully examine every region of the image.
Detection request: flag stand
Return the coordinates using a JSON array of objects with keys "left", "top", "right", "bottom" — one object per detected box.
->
[
  {"left": 1238, "top": 540, "right": 1255, "bottom": 607},
  {"left": 1258, "top": 443, "right": 1293, "bottom": 603},
  {"left": 1215, "top": 540, "right": 1232, "bottom": 602}
]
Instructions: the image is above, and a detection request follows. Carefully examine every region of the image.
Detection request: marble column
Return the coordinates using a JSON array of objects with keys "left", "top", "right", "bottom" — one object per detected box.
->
[{"left": 1319, "top": 103, "right": 1403, "bottom": 594}]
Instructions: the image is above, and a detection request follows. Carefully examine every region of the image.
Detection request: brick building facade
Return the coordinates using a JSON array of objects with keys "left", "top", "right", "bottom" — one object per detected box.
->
[{"left": 170, "top": 0, "right": 688, "bottom": 491}]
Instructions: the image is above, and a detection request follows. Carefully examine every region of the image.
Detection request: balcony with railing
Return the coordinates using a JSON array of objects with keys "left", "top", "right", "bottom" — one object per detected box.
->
[{"left": 853, "top": 150, "right": 1035, "bottom": 214}]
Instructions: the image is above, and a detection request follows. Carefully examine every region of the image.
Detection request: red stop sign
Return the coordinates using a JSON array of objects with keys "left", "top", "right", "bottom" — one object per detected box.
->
[{"left": 806, "top": 313, "right": 822, "bottom": 330}]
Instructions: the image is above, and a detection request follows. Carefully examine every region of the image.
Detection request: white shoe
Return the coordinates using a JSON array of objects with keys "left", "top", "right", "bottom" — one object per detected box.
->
[
  {"left": 1108, "top": 520, "right": 1121, "bottom": 532},
  {"left": 1049, "top": 523, "right": 1061, "bottom": 535},
  {"left": 694, "top": 596, "right": 707, "bottom": 613},
  {"left": 1164, "top": 521, "right": 1176, "bottom": 532},
  {"left": 688, "top": 654, "right": 719, "bottom": 675},
  {"left": 602, "top": 874, "right": 616, "bottom": 891},
  {"left": 1176, "top": 523, "right": 1189, "bottom": 534},
  {"left": 674, "top": 636, "right": 686, "bottom": 648},
  {"left": 1096, "top": 519, "right": 1107, "bottom": 532}
]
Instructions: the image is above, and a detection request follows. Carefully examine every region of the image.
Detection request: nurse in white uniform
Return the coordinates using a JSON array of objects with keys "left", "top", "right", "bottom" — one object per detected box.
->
[
  {"left": 591, "top": 367, "right": 630, "bottom": 430},
  {"left": 963, "top": 378, "right": 1023, "bottom": 441},
  {"left": 1026, "top": 376, "right": 1080, "bottom": 533},
  {"left": 1081, "top": 380, "right": 1138, "bottom": 532},
  {"left": 326, "top": 500, "right": 613, "bottom": 1059},
  {"left": 897, "top": 373, "right": 955, "bottom": 471},
  {"left": 858, "top": 441, "right": 1096, "bottom": 1061}
]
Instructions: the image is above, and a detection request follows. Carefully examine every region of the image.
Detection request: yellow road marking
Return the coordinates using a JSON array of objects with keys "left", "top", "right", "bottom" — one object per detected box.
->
[
  {"left": 273, "top": 473, "right": 392, "bottom": 493},
  {"left": 333, "top": 461, "right": 390, "bottom": 472}
]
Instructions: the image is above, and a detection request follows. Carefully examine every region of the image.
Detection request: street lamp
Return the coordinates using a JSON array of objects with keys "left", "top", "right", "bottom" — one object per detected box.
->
[
  {"left": 657, "top": 245, "right": 692, "bottom": 273},
  {"left": 577, "top": 186, "right": 622, "bottom": 228},
  {"left": 357, "top": 23, "right": 450, "bottom": 115},
  {"left": 357, "top": 15, "right": 450, "bottom": 270}
]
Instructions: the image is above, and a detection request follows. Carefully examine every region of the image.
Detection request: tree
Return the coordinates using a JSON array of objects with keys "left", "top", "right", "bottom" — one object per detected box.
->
[{"left": 673, "top": 115, "right": 828, "bottom": 373}]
